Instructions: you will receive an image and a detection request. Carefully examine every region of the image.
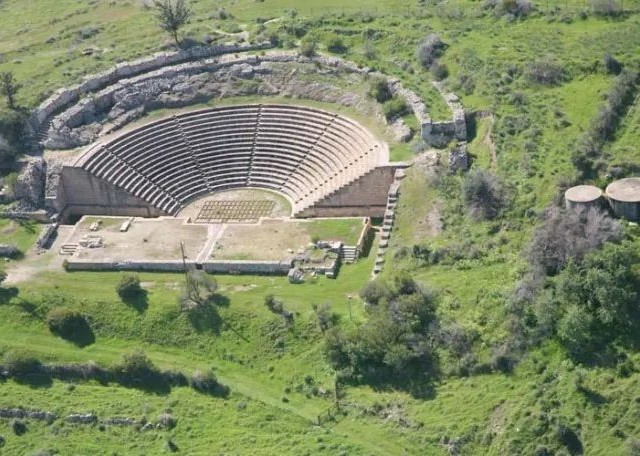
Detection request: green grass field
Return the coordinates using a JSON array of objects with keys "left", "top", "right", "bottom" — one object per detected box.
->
[{"left": 2, "top": 0, "right": 640, "bottom": 454}]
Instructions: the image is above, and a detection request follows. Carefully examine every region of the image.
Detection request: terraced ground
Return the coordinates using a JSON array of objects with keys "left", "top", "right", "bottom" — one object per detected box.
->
[{"left": 1, "top": 0, "right": 640, "bottom": 454}]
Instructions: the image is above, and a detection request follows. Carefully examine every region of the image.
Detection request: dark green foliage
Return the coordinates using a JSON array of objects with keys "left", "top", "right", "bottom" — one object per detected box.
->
[
  {"left": 0, "top": 108, "right": 27, "bottom": 163},
  {"left": 555, "top": 423, "right": 583, "bottom": 455},
  {"left": 312, "top": 303, "right": 336, "bottom": 333},
  {"left": 604, "top": 53, "right": 623, "bottom": 75},
  {"left": 11, "top": 419, "right": 26, "bottom": 436},
  {"left": 626, "top": 438, "right": 640, "bottom": 456},
  {"left": 326, "top": 34, "right": 347, "bottom": 53},
  {"left": 526, "top": 60, "right": 565, "bottom": 86},
  {"left": 264, "top": 294, "right": 283, "bottom": 314},
  {"left": 190, "top": 369, "right": 229, "bottom": 396},
  {"left": 485, "top": 0, "right": 534, "bottom": 18},
  {"left": 537, "top": 242, "right": 639, "bottom": 361},
  {"left": 430, "top": 62, "right": 449, "bottom": 81},
  {"left": 368, "top": 76, "right": 392, "bottom": 103},
  {"left": 572, "top": 69, "right": 639, "bottom": 178},
  {"left": 116, "top": 273, "right": 142, "bottom": 299},
  {"left": 179, "top": 270, "right": 218, "bottom": 311},
  {"left": 526, "top": 207, "right": 622, "bottom": 276},
  {"left": 326, "top": 275, "right": 438, "bottom": 384},
  {"left": 46, "top": 307, "right": 94, "bottom": 346},
  {"left": 0, "top": 434, "right": 4, "bottom": 448},
  {"left": 152, "top": 0, "right": 192, "bottom": 46},
  {"left": 113, "top": 349, "right": 166, "bottom": 390},
  {"left": 462, "top": 169, "right": 505, "bottom": 220},
  {"left": 2, "top": 349, "right": 43, "bottom": 378},
  {"left": 417, "top": 33, "right": 446, "bottom": 68},
  {"left": 299, "top": 37, "right": 317, "bottom": 57},
  {"left": 382, "top": 96, "right": 409, "bottom": 121},
  {"left": 0, "top": 72, "right": 20, "bottom": 109},
  {"left": 0, "top": 270, "right": 6, "bottom": 286}
]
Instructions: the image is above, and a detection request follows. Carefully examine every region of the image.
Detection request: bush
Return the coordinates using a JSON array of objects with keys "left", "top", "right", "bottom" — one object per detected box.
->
[
  {"left": 157, "top": 413, "right": 177, "bottom": 429},
  {"left": 604, "top": 53, "right": 623, "bottom": 75},
  {"left": 190, "top": 369, "right": 229, "bottom": 396},
  {"left": 46, "top": 307, "right": 88, "bottom": 339},
  {"left": 299, "top": 37, "right": 317, "bottom": 57},
  {"left": 382, "top": 96, "right": 409, "bottom": 121},
  {"left": 368, "top": 76, "right": 392, "bottom": 103},
  {"left": 3, "top": 349, "right": 43, "bottom": 377},
  {"left": 11, "top": 419, "right": 26, "bottom": 436},
  {"left": 626, "top": 438, "right": 640, "bottom": 456},
  {"left": 326, "top": 34, "right": 347, "bottom": 53},
  {"left": 114, "top": 349, "right": 161, "bottom": 385},
  {"left": 526, "top": 206, "right": 622, "bottom": 275},
  {"left": 116, "top": 273, "right": 142, "bottom": 299},
  {"left": 462, "top": 169, "right": 505, "bottom": 220},
  {"left": 430, "top": 62, "right": 449, "bottom": 81},
  {"left": 485, "top": 0, "right": 534, "bottom": 18},
  {"left": 525, "top": 60, "right": 565, "bottom": 86},
  {"left": 417, "top": 33, "right": 446, "bottom": 68}
]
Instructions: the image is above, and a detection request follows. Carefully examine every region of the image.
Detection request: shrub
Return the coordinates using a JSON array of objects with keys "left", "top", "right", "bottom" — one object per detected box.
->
[
  {"left": 46, "top": 307, "right": 87, "bottom": 338},
  {"left": 626, "top": 438, "right": 640, "bottom": 456},
  {"left": 326, "top": 34, "right": 347, "bottom": 53},
  {"left": 299, "top": 37, "right": 317, "bottom": 57},
  {"left": 157, "top": 413, "right": 177, "bottom": 429},
  {"left": 179, "top": 270, "right": 218, "bottom": 311},
  {"left": 114, "top": 349, "right": 161, "bottom": 385},
  {"left": 462, "top": 169, "right": 505, "bottom": 220},
  {"left": 0, "top": 434, "right": 4, "bottom": 447},
  {"left": 264, "top": 294, "right": 283, "bottom": 314},
  {"left": 430, "top": 62, "right": 449, "bottom": 81},
  {"left": 3, "top": 349, "right": 43, "bottom": 377},
  {"left": 485, "top": 0, "right": 534, "bottom": 18},
  {"left": 525, "top": 60, "right": 565, "bottom": 86},
  {"left": 417, "top": 33, "right": 446, "bottom": 68},
  {"left": 368, "top": 76, "right": 392, "bottom": 103},
  {"left": 382, "top": 96, "right": 409, "bottom": 121},
  {"left": 591, "top": 0, "right": 622, "bottom": 16},
  {"left": 116, "top": 273, "right": 142, "bottom": 299},
  {"left": 190, "top": 369, "right": 228, "bottom": 396},
  {"left": 11, "top": 419, "right": 26, "bottom": 436},
  {"left": 604, "top": 53, "right": 623, "bottom": 75},
  {"left": 526, "top": 206, "right": 622, "bottom": 275}
]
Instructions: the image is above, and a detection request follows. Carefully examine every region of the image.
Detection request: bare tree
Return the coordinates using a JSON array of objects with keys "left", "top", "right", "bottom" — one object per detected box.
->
[
  {"left": 179, "top": 269, "right": 217, "bottom": 311},
  {"left": 0, "top": 72, "right": 21, "bottom": 109},
  {"left": 153, "top": 0, "right": 192, "bottom": 47}
]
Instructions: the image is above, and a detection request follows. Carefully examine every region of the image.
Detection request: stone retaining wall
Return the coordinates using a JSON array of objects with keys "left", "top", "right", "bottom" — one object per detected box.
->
[{"left": 64, "top": 259, "right": 292, "bottom": 275}]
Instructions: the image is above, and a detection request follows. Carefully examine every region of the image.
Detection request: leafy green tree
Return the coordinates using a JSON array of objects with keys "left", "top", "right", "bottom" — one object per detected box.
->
[
  {"left": 116, "top": 273, "right": 142, "bottom": 299},
  {"left": 179, "top": 270, "right": 218, "bottom": 311},
  {"left": 0, "top": 72, "right": 20, "bottom": 109},
  {"left": 153, "top": 0, "right": 192, "bottom": 47}
]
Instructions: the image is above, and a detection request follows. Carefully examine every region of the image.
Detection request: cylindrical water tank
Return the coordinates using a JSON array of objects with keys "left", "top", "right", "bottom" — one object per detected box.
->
[
  {"left": 564, "top": 185, "right": 603, "bottom": 211},
  {"left": 605, "top": 178, "right": 640, "bottom": 221}
]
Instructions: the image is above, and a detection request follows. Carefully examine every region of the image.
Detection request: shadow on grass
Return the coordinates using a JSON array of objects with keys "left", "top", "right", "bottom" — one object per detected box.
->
[
  {"left": 187, "top": 302, "right": 223, "bottom": 335},
  {"left": 0, "top": 287, "right": 18, "bottom": 304},
  {"left": 61, "top": 319, "right": 96, "bottom": 348},
  {"left": 122, "top": 290, "right": 149, "bottom": 313}
]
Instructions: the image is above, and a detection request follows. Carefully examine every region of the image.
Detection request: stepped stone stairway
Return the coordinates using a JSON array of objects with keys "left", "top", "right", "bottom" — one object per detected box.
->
[{"left": 372, "top": 170, "right": 405, "bottom": 277}]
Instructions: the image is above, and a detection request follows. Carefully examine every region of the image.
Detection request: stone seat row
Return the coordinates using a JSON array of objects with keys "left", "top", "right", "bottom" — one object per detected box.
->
[{"left": 77, "top": 104, "right": 384, "bottom": 215}]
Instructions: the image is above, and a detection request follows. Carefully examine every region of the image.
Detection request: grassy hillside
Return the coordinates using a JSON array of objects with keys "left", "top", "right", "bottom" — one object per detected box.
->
[{"left": 2, "top": 0, "right": 640, "bottom": 454}]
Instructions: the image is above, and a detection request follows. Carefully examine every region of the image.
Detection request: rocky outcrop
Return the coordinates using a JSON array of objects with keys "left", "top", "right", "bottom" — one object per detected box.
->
[
  {"left": 0, "top": 408, "right": 57, "bottom": 422},
  {"left": 448, "top": 142, "right": 470, "bottom": 173},
  {"left": 14, "top": 159, "right": 46, "bottom": 206},
  {"left": 390, "top": 119, "right": 412, "bottom": 142}
]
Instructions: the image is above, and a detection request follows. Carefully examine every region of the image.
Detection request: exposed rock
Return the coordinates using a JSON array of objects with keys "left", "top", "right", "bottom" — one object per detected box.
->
[
  {"left": 0, "top": 408, "right": 57, "bottom": 422},
  {"left": 66, "top": 413, "right": 98, "bottom": 424},
  {"left": 448, "top": 142, "right": 470, "bottom": 173},
  {"left": 390, "top": 119, "right": 412, "bottom": 142},
  {"left": 14, "top": 159, "right": 46, "bottom": 206}
]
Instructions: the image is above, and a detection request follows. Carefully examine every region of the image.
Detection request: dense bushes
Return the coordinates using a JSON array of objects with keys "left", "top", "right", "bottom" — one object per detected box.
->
[
  {"left": 2, "top": 349, "right": 44, "bottom": 378},
  {"left": 0, "top": 109, "right": 27, "bottom": 164},
  {"left": 572, "top": 68, "right": 639, "bottom": 178},
  {"left": 484, "top": 0, "right": 534, "bottom": 18},
  {"left": 324, "top": 275, "right": 438, "bottom": 383},
  {"left": 417, "top": 33, "right": 446, "bottom": 68},
  {"left": 462, "top": 169, "right": 505, "bottom": 220},
  {"left": 525, "top": 60, "right": 565, "bottom": 86},
  {"left": 368, "top": 76, "right": 392, "bottom": 103},
  {"left": 45, "top": 307, "right": 94, "bottom": 346},
  {"left": 526, "top": 206, "right": 622, "bottom": 275},
  {"left": 116, "top": 273, "right": 143, "bottom": 299},
  {"left": 382, "top": 96, "right": 409, "bottom": 121}
]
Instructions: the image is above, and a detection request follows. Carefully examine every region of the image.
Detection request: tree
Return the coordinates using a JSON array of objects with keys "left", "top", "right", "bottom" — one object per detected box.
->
[
  {"left": 153, "top": 0, "right": 192, "bottom": 47},
  {"left": 179, "top": 270, "right": 217, "bottom": 311},
  {"left": 0, "top": 72, "right": 21, "bottom": 109},
  {"left": 116, "top": 273, "right": 142, "bottom": 299},
  {"left": 462, "top": 169, "right": 505, "bottom": 220}
]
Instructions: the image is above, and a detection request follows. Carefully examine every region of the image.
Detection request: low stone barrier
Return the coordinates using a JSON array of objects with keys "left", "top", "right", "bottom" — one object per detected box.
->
[
  {"left": 203, "top": 260, "right": 292, "bottom": 275},
  {"left": 64, "top": 259, "right": 292, "bottom": 275}
]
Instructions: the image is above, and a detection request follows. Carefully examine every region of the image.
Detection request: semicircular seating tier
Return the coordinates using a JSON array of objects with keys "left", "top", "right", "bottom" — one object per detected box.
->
[{"left": 73, "top": 104, "right": 388, "bottom": 217}]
